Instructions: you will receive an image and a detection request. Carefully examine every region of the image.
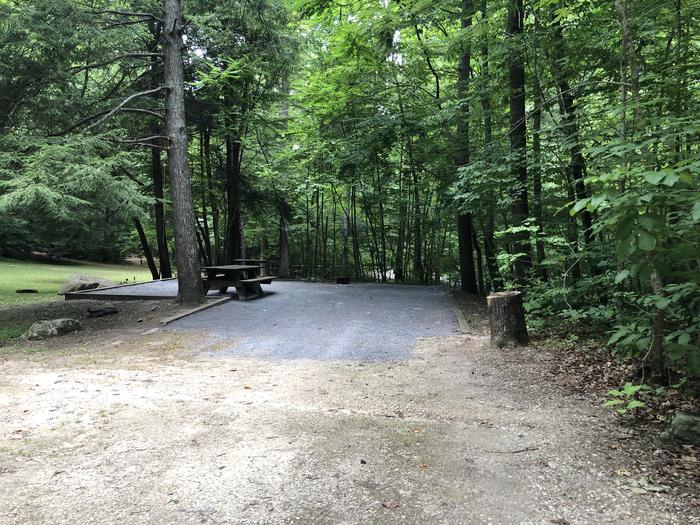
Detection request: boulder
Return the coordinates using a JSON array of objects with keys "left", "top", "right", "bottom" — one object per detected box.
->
[
  {"left": 58, "top": 275, "right": 116, "bottom": 295},
  {"left": 659, "top": 411, "right": 700, "bottom": 446},
  {"left": 22, "top": 318, "right": 83, "bottom": 340}
]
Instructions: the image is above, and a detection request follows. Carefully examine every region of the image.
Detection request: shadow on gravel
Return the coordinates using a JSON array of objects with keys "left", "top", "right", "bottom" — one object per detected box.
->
[{"left": 171, "top": 281, "right": 462, "bottom": 361}]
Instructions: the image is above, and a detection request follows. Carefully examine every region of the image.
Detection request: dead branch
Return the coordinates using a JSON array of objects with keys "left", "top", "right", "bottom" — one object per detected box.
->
[
  {"left": 49, "top": 105, "right": 164, "bottom": 137},
  {"left": 120, "top": 108, "right": 165, "bottom": 120},
  {"left": 70, "top": 53, "right": 162, "bottom": 74},
  {"left": 122, "top": 135, "right": 169, "bottom": 143},
  {"left": 119, "top": 141, "right": 168, "bottom": 151},
  {"left": 104, "top": 18, "right": 153, "bottom": 30},
  {"left": 481, "top": 447, "right": 539, "bottom": 454},
  {"left": 84, "top": 87, "right": 165, "bottom": 131},
  {"left": 92, "top": 10, "right": 163, "bottom": 23}
]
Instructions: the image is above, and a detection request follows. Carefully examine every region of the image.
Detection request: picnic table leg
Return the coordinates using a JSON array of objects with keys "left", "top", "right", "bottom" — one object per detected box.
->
[
  {"left": 218, "top": 286, "right": 228, "bottom": 294},
  {"left": 235, "top": 285, "right": 249, "bottom": 301}
]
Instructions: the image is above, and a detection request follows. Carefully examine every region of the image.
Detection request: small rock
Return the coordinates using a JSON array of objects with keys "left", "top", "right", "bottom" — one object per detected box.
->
[
  {"left": 22, "top": 319, "right": 83, "bottom": 340},
  {"left": 659, "top": 411, "right": 700, "bottom": 446},
  {"left": 58, "top": 275, "right": 116, "bottom": 295}
]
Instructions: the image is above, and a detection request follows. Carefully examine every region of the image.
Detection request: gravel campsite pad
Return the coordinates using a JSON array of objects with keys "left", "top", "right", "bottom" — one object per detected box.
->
[{"left": 0, "top": 282, "right": 697, "bottom": 524}]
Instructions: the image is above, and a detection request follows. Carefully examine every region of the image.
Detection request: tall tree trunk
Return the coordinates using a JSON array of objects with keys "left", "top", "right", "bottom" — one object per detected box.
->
[
  {"left": 203, "top": 128, "right": 219, "bottom": 264},
  {"left": 483, "top": 208, "right": 503, "bottom": 291},
  {"left": 456, "top": 0, "right": 478, "bottom": 294},
  {"left": 198, "top": 129, "right": 212, "bottom": 265},
  {"left": 564, "top": 170, "right": 582, "bottom": 281},
  {"left": 473, "top": 227, "right": 485, "bottom": 295},
  {"left": 394, "top": 76, "right": 422, "bottom": 283},
  {"left": 411, "top": 161, "right": 423, "bottom": 283},
  {"left": 673, "top": 0, "right": 683, "bottom": 162},
  {"left": 148, "top": 19, "right": 171, "bottom": 279},
  {"left": 507, "top": 0, "right": 532, "bottom": 285},
  {"left": 532, "top": 50, "right": 548, "bottom": 281},
  {"left": 313, "top": 188, "right": 319, "bottom": 279},
  {"left": 351, "top": 185, "right": 363, "bottom": 280},
  {"left": 648, "top": 263, "right": 669, "bottom": 381},
  {"left": 133, "top": 218, "right": 159, "bottom": 280},
  {"left": 615, "top": 0, "right": 641, "bottom": 138},
  {"left": 617, "top": 0, "right": 667, "bottom": 379},
  {"left": 363, "top": 190, "right": 381, "bottom": 281},
  {"left": 225, "top": 136, "right": 243, "bottom": 262},
  {"left": 277, "top": 83, "right": 292, "bottom": 277},
  {"left": 340, "top": 187, "right": 350, "bottom": 277},
  {"left": 304, "top": 180, "right": 310, "bottom": 276},
  {"left": 480, "top": 0, "right": 502, "bottom": 292},
  {"left": 458, "top": 215, "right": 478, "bottom": 293},
  {"left": 549, "top": 17, "right": 593, "bottom": 244},
  {"left": 332, "top": 190, "right": 337, "bottom": 276},
  {"left": 279, "top": 213, "right": 291, "bottom": 277},
  {"left": 395, "top": 161, "right": 406, "bottom": 283},
  {"left": 163, "top": 0, "right": 204, "bottom": 304},
  {"left": 151, "top": 137, "right": 172, "bottom": 278},
  {"left": 377, "top": 170, "right": 388, "bottom": 282}
]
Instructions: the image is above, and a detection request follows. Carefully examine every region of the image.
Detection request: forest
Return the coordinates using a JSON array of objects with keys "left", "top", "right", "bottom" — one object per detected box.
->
[{"left": 1, "top": 0, "right": 698, "bottom": 382}]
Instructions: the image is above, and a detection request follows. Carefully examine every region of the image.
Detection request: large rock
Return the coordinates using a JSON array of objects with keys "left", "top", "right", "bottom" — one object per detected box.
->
[
  {"left": 22, "top": 319, "right": 83, "bottom": 340},
  {"left": 58, "top": 275, "right": 116, "bottom": 295},
  {"left": 659, "top": 411, "right": 700, "bottom": 446}
]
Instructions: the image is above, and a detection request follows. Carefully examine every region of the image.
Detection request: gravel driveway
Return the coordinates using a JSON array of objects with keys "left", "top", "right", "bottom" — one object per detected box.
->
[{"left": 172, "top": 281, "right": 462, "bottom": 360}]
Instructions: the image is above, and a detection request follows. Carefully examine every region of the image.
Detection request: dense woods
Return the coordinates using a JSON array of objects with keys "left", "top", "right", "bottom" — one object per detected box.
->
[{"left": 0, "top": 0, "right": 698, "bottom": 380}]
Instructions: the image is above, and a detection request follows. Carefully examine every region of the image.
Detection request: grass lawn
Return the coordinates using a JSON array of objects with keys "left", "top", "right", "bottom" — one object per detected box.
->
[{"left": 0, "top": 258, "right": 154, "bottom": 306}]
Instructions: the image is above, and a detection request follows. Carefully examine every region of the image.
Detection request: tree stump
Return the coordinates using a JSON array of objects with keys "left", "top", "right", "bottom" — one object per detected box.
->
[{"left": 487, "top": 291, "right": 529, "bottom": 347}]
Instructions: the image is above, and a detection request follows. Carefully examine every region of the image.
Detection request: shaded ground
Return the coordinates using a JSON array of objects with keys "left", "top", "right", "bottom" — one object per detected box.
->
[
  {"left": 0, "top": 282, "right": 697, "bottom": 524},
  {"left": 173, "top": 282, "right": 462, "bottom": 360}
]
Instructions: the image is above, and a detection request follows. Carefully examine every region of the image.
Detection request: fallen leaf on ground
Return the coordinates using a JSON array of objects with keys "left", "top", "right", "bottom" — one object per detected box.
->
[
  {"left": 622, "top": 476, "right": 671, "bottom": 494},
  {"left": 382, "top": 500, "right": 398, "bottom": 509}
]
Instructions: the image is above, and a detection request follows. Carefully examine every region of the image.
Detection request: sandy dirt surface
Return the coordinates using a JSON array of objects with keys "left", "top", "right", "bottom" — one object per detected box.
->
[{"left": 0, "top": 283, "right": 697, "bottom": 524}]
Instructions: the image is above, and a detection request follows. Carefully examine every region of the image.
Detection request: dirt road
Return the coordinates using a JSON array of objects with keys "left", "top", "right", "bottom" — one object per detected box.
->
[{"left": 0, "top": 282, "right": 695, "bottom": 524}]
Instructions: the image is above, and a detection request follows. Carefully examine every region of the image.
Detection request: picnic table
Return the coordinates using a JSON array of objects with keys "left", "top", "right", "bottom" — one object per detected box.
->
[{"left": 202, "top": 264, "right": 277, "bottom": 300}]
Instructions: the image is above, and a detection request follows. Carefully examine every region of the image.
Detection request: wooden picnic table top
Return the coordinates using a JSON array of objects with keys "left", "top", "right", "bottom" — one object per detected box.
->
[{"left": 202, "top": 264, "right": 260, "bottom": 272}]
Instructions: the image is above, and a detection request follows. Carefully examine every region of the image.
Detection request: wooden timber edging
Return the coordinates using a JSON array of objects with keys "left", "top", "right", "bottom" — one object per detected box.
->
[
  {"left": 63, "top": 277, "right": 178, "bottom": 300},
  {"left": 450, "top": 289, "right": 470, "bottom": 334},
  {"left": 160, "top": 296, "right": 233, "bottom": 325}
]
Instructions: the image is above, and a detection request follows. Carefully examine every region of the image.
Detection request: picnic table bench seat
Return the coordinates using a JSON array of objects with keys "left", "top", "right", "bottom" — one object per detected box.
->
[
  {"left": 201, "top": 264, "right": 276, "bottom": 300},
  {"left": 240, "top": 276, "right": 277, "bottom": 285}
]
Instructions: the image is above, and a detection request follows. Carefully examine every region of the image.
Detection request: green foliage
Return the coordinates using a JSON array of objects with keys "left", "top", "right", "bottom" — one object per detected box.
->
[
  {"left": 605, "top": 383, "right": 650, "bottom": 415},
  {"left": 603, "top": 382, "right": 677, "bottom": 416},
  {"left": 0, "top": 134, "right": 151, "bottom": 260}
]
